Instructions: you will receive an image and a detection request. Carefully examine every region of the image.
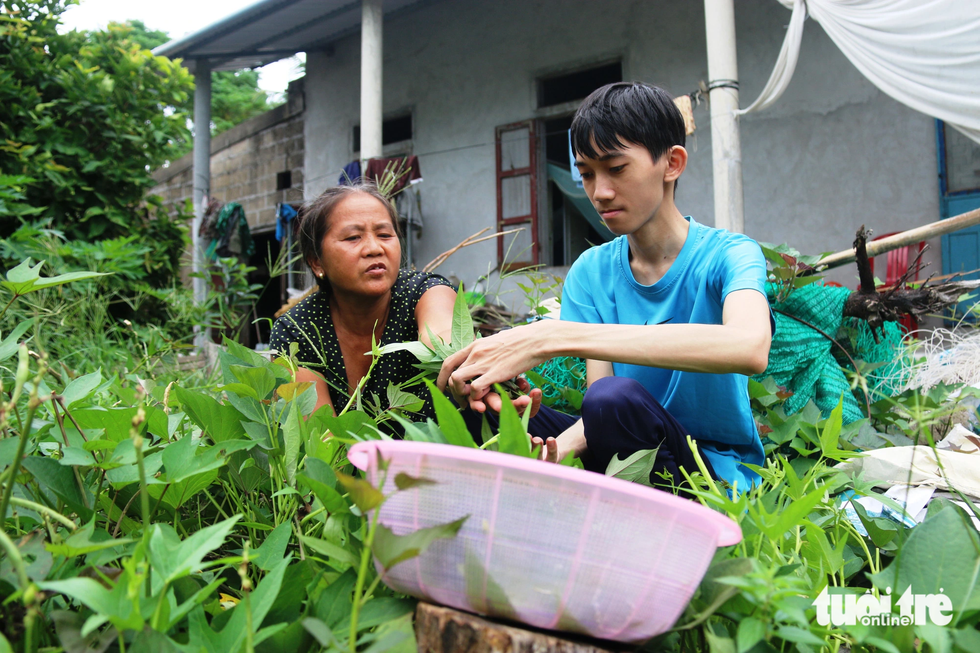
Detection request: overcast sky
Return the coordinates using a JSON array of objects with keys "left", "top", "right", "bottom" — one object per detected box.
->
[{"left": 60, "top": 0, "right": 304, "bottom": 97}]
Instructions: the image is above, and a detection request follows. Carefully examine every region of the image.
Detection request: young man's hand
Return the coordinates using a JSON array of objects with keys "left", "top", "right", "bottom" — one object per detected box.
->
[{"left": 438, "top": 321, "right": 556, "bottom": 406}]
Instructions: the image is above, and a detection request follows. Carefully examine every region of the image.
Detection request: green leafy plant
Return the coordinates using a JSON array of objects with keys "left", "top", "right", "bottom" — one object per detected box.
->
[
  {"left": 4, "top": 227, "right": 980, "bottom": 653},
  {"left": 377, "top": 286, "right": 522, "bottom": 397},
  {"left": 515, "top": 272, "right": 563, "bottom": 318},
  {"left": 0, "top": 260, "right": 471, "bottom": 651},
  {"left": 192, "top": 257, "right": 265, "bottom": 343},
  {"left": 0, "top": 258, "right": 108, "bottom": 312},
  {"left": 759, "top": 242, "right": 826, "bottom": 303}
]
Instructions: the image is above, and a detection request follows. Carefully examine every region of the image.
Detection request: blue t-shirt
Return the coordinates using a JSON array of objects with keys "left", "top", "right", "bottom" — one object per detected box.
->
[{"left": 561, "top": 217, "right": 768, "bottom": 490}]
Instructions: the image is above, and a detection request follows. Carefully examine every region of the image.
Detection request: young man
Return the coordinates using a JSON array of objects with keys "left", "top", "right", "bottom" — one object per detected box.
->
[{"left": 439, "top": 82, "right": 772, "bottom": 491}]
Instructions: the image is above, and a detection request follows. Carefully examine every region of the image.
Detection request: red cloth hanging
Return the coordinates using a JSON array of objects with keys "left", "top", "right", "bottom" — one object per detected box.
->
[{"left": 363, "top": 155, "right": 422, "bottom": 194}]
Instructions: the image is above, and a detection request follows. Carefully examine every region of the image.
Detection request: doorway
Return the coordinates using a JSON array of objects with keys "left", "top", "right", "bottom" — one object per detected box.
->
[
  {"left": 246, "top": 229, "right": 284, "bottom": 349},
  {"left": 542, "top": 115, "right": 609, "bottom": 267}
]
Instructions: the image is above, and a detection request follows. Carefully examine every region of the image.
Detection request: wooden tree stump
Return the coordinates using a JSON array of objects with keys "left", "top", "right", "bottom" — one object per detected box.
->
[{"left": 415, "top": 602, "right": 630, "bottom": 653}]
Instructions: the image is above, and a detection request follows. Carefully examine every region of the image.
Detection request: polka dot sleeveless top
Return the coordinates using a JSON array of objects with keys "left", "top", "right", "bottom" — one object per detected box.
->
[{"left": 269, "top": 269, "right": 453, "bottom": 422}]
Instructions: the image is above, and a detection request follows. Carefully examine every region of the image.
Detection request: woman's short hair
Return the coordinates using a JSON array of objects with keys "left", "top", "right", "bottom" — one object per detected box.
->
[{"left": 297, "top": 180, "right": 402, "bottom": 293}]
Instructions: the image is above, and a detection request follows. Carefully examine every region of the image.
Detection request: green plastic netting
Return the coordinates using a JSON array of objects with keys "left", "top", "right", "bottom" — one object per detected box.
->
[
  {"left": 527, "top": 282, "right": 906, "bottom": 423},
  {"left": 761, "top": 282, "right": 904, "bottom": 424},
  {"left": 527, "top": 356, "right": 587, "bottom": 414}
]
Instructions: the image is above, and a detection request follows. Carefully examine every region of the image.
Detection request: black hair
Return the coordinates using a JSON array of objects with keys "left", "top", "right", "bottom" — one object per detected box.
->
[
  {"left": 297, "top": 180, "right": 401, "bottom": 294},
  {"left": 570, "top": 82, "right": 685, "bottom": 162}
]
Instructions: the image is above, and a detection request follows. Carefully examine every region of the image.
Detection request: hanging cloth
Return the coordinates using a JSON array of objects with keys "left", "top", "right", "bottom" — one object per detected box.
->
[
  {"left": 205, "top": 203, "right": 255, "bottom": 261},
  {"left": 276, "top": 203, "right": 298, "bottom": 242},
  {"left": 364, "top": 155, "right": 422, "bottom": 194},
  {"left": 199, "top": 197, "right": 224, "bottom": 240},
  {"left": 339, "top": 160, "right": 361, "bottom": 185},
  {"left": 739, "top": 0, "right": 980, "bottom": 144}
]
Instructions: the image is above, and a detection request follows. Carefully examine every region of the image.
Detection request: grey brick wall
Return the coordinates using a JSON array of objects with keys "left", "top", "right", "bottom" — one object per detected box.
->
[{"left": 150, "top": 77, "right": 306, "bottom": 233}]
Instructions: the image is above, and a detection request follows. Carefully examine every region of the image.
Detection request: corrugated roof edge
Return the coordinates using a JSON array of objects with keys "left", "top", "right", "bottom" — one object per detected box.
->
[{"left": 152, "top": 0, "right": 300, "bottom": 60}]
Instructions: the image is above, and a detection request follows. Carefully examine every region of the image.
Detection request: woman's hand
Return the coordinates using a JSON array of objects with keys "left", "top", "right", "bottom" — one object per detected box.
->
[
  {"left": 531, "top": 436, "right": 563, "bottom": 463},
  {"left": 447, "top": 375, "right": 543, "bottom": 418}
]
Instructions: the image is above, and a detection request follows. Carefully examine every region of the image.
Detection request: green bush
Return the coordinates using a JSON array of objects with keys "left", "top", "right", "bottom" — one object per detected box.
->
[
  {"left": 0, "top": 1, "right": 193, "bottom": 242},
  {"left": 1, "top": 0, "right": 194, "bottom": 322}
]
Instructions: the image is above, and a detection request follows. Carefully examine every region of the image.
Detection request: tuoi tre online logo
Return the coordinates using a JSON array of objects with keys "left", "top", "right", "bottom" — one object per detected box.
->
[{"left": 813, "top": 586, "right": 953, "bottom": 627}]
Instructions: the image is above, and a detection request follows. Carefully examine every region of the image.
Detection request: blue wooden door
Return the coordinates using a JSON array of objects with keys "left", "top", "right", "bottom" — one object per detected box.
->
[{"left": 937, "top": 121, "right": 980, "bottom": 318}]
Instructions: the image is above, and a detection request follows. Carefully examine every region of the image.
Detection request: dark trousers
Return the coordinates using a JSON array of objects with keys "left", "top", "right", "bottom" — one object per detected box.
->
[{"left": 463, "top": 376, "right": 716, "bottom": 490}]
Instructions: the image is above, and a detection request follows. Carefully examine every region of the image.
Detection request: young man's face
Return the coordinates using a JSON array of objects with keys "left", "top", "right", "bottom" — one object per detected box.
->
[{"left": 574, "top": 140, "right": 679, "bottom": 236}]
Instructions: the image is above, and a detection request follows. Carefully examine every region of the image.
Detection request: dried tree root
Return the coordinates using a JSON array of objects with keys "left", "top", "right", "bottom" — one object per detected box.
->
[{"left": 839, "top": 226, "right": 980, "bottom": 331}]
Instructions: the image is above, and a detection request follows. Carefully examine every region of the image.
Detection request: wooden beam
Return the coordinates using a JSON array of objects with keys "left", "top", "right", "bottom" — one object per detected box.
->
[
  {"left": 414, "top": 602, "right": 625, "bottom": 653},
  {"left": 817, "top": 208, "right": 980, "bottom": 271}
]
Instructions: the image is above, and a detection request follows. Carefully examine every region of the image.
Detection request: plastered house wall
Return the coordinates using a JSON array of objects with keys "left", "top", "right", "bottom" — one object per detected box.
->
[{"left": 302, "top": 0, "right": 940, "bottom": 293}]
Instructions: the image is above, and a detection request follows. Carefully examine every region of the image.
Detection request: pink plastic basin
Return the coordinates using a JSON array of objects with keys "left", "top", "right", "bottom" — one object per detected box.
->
[{"left": 348, "top": 440, "right": 741, "bottom": 643}]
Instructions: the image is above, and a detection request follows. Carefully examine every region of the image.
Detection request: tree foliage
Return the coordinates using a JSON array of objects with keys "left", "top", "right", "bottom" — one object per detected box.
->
[
  {"left": 209, "top": 69, "right": 276, "bottom": 135},
  {"left": 115, "top": 18, "right": 168, "bottom": 51},
  {"left": 117, "top": 19, "right": 279, "bottom": 141},
  {"left": 1, "top": 1, "right": 193, "bottom": 243}
]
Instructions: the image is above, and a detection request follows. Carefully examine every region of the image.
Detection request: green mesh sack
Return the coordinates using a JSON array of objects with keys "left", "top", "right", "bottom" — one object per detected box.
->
[
  {"left": 756, "top": 283, "right": 865, "bottom": 423},
  {"left": 843, "top": 317, "right": 905, "bottom": 397},
  {"left": 757, "top": 282, "right": 905, "bottom": 425}
]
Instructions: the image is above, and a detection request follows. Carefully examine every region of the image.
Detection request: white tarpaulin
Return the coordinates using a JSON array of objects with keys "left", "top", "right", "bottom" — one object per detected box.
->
[
  {"left": 837, "top": 425, "right": 980, "bottom": 500},
  {"left": 738, "top": 0, "right": 980, "bottom": 144}
]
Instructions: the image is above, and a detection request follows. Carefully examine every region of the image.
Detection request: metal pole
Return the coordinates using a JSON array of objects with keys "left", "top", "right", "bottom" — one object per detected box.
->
[
  {"left": 704, "top": 0, "right": 744, "bottom": 233},
  {"left": 192, "top": 60, "right": 212, "bottom": 347},
  {"left": 360, "top": 0, "right": 383, "bottom": 162},
  {"left": 287, "top": 218, "right": 294, "bottom": 290},
  {"left": 405, "top": 191, "right": 413, "bottom": 266}
]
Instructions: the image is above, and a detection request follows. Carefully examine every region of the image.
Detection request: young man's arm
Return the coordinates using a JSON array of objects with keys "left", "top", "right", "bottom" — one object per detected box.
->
[{"left": 438, "top": 289, "right": 771, "bottom": 408}]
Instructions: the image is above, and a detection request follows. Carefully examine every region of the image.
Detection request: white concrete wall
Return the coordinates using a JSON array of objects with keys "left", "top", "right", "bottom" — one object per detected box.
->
[{"left": 304, "top": 0, "right": 940, "bottom": 299}]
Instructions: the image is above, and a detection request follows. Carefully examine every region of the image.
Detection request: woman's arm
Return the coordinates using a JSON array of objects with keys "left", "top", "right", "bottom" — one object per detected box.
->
[
  {"left": 295, "top": 366, "right": 336, "bottom": 416},
  {"left": 414, "top": 284, "right": 457, "bottom": 346}
]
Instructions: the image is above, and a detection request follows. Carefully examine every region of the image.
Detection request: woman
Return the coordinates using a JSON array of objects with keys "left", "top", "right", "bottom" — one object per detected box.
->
[
  {"left": 269, "top": 181, "right": 538, "bottom": 423},
  {"left": 269, "top": 181, "right": 456, "bottom": 419}
]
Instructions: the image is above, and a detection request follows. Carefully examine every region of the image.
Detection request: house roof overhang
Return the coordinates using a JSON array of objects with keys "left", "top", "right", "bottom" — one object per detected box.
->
[{"left": 152, "top": 0, "right": 423, "bottom": 72}]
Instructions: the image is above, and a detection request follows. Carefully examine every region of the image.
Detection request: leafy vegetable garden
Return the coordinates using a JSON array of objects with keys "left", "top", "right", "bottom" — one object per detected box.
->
[{"left": 1, "top": 250, "right": 980, "bottom": 653}]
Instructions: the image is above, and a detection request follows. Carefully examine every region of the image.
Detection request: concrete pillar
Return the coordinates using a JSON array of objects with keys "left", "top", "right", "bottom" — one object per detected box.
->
[
  {"left": 360, "top": 0, "right": 383, "bottom": 162},
  {"left": 192, "top": 60, "right": 211, "bottom": 346},
  {"left": 704, "top": 0, "right": 744, "bottom": 233}
]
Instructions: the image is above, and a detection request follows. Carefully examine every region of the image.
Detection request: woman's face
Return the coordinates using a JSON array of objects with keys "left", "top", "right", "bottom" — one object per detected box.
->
[{"left": 311, "top": 192, "right": 401, "bottom": 298}]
